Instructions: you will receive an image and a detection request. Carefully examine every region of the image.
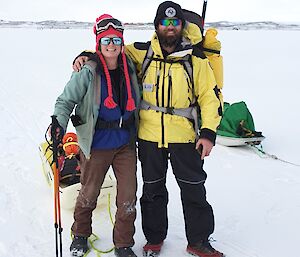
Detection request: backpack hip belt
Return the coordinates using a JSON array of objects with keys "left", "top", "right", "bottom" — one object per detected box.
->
[{"left": 140, "top": 100, "right": 200, "bottom": 138}]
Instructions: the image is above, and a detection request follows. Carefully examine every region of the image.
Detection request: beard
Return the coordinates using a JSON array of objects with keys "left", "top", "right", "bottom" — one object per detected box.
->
[{"left": 157, "top": 29, "right": 181, "bottom": 48}]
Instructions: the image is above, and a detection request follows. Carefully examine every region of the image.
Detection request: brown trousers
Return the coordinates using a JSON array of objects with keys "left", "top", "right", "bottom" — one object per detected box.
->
[{"left": 71, "top": 144, "right": 137, "bottom": 247}]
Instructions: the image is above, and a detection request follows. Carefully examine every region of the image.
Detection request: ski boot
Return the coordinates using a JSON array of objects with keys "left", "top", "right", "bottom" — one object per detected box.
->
[
  {"left": 142, "top": 242, "right": 163, "bottom": 257},
  {"left": 70, "top": 236, "right": 88, "bottom": 257},
  {"left": 114, "top": 247, "right": 137, "bottom": 257},
  {"left": 186, "top": 240, "right": 224, "bottom": 257}
]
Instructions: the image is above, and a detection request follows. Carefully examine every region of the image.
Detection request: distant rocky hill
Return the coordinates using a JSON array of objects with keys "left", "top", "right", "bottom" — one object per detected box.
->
[{"left": 0, "top": 20, "right": 300, "bottom": 30}]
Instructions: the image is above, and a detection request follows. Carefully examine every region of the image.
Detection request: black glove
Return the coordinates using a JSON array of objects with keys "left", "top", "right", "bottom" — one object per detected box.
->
[{"left": 50, "top": 116, "right": 64, "bottom": 145}]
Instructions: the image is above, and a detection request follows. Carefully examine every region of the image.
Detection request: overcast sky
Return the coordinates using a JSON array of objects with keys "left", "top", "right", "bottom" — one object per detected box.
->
[{"left": 1, "top": 0, "right": 299, "bottom": 22}]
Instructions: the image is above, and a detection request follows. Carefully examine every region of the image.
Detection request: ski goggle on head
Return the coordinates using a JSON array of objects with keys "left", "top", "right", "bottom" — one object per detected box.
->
[
  {"left": 95, "top": 18, "right": 124, "bottom": 35},
  {"left": 100, "top": 37, "right": 123, "bottom": 46},
  {"left": 159, "top": 18, "right": 182, "bottom": 27}
]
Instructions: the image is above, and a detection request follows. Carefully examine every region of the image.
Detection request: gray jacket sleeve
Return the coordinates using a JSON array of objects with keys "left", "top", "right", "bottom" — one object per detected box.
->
[{"left": 53, "top": 67, "right": 91, "bottom": 130}]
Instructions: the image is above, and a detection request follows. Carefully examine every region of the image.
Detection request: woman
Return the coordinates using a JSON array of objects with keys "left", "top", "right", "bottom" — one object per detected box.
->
[{"left": 53, "top": 14, "right": 140, "bottom": 257}]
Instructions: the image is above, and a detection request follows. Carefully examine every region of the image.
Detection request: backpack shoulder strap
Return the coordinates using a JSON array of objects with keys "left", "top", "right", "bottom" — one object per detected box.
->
[
  {"left": 141, "top": 44, "right": 195, "bottom": 83},
  {"left": 141, "top": 44, "right": 154, "bottom": 79},
  {"left": 141, "top": 44, "right": 197, "bottom": 101},
  {"left": 182, "top": 55, "right": 196, "bottom": 104}
]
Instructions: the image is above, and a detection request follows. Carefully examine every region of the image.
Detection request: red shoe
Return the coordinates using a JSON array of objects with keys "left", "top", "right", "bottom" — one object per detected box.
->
[
  {"left": 186, "top": 240, "right": 224, "bottom": 257},
  {"left": 143, "top": 242, "right": 163, "bottom": 257}
]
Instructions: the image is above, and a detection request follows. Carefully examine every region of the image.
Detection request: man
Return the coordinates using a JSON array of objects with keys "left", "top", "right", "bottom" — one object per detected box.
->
[{"left": 73, "top": 2, "right": 224, "bottom": 257}]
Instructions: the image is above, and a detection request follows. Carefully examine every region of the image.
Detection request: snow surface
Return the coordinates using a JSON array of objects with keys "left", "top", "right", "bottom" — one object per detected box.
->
[{"left": 0, "top": 27, "right": 299, "bottom": 257}]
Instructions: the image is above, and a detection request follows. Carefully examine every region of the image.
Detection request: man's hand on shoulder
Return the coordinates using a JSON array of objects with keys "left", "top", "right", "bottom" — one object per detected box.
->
[
  {"left": 73, "top": 56, "right": 89, "bottom": 72},
  {"left": 72, "top": 51, "right": 94, "bottom": 72}
]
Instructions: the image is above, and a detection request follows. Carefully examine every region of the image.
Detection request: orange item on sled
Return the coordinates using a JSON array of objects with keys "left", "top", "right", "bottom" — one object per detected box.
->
[{"left": 62, "top": 132, "right": 79, "bottom": 157}]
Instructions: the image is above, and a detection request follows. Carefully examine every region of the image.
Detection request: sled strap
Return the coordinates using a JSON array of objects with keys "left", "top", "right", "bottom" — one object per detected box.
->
[
  {"left": 249, "top": 144, "right": 300, "bottom": 167},
  {"left": 237, "top": 120, "right": 263, "bottom": 138}
]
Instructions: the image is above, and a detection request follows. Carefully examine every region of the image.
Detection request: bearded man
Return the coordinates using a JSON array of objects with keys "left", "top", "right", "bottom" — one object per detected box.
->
[{"left": 126, "top": 2, "right": 223, "bottom": 256}]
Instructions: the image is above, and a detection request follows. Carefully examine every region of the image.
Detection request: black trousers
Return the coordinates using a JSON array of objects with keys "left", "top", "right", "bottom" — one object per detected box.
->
[{"left": 138, "top": 139, "right": 215, "bottom": 245}]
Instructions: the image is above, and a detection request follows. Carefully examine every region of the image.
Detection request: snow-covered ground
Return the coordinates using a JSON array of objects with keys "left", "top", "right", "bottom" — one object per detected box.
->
[{"left": 0, "top": 27, "right": 299, "bottom": 257}]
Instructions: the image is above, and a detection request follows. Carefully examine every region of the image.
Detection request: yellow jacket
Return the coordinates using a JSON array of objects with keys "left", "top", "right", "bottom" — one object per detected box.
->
[{"left": 126, "top": 22, "right": 222, "bottom": 147}]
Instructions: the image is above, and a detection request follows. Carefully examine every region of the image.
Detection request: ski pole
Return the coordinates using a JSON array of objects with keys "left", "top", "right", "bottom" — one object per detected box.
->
[
  {"left": 51, "top": 115, "right": 63, "bottom": 257},
  {"left": 53, "top": 159, "right": 60, "bottom": 257},
  {"left": 201, "top": 0, "right": 208, "bottom": 29}
]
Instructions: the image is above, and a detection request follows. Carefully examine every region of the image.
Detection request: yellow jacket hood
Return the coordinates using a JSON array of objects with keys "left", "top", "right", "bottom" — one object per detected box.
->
[{"left": 182, "top": 21, "right": 203, "bottom": 45}]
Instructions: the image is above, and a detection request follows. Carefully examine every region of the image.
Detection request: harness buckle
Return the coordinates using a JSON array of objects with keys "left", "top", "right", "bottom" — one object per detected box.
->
[
  {"left": 166, "top": 107, "right": 174, "bottom": 115},
  {"left": 119, "top": 117, "right": 123, "bottom": 128}
]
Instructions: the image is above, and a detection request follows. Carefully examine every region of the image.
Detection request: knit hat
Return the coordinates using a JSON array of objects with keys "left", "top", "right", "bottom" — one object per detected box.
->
[
  {"left": 93, "top": 14, "right": 136, "bottom": 111},
  {"left": 154, "top": 1, "right": 186, "bottom": 28}
]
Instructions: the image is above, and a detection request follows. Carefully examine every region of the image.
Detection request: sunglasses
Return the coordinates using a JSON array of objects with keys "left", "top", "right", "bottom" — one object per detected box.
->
[
  {"left": 95, "top": 18, "right": 124, "bottom": 35},
  {"left": 160, "top": 18, "right": 181, "bottom": 27},
  {"left": 100, "top": 37, "right": 123, "bottom": 46}
]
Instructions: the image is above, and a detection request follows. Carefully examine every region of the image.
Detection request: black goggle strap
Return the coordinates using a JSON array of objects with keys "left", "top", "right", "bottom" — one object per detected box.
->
[{"left": 95, "top": 18, "right": 124, "bottom": 34}]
